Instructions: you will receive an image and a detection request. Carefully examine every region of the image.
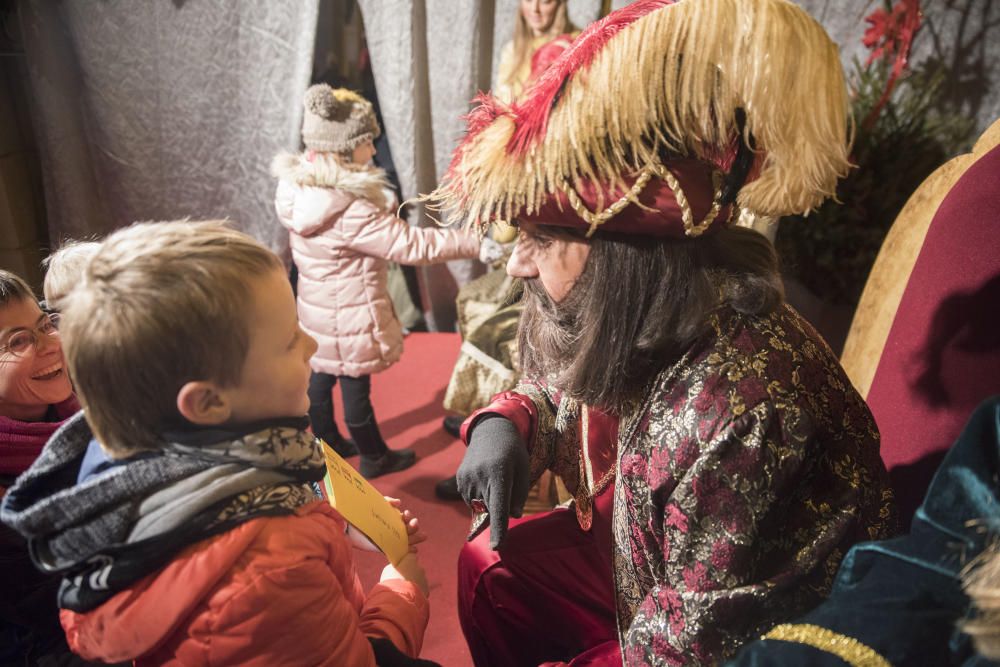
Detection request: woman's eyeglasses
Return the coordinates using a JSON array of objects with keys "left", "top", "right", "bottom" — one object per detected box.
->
[{"left": 0, "top": 314, "right": 61, "bottom": 357}]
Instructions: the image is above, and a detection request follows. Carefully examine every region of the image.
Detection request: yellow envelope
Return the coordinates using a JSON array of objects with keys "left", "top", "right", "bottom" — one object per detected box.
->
[{"left": 320, "top": 440, "right": 409, "bottom": 565}]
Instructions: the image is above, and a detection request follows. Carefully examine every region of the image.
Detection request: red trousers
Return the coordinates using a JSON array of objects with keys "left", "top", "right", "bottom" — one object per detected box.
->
[{"left": 457, "top": 488, "right": 622, "bottom": 666}]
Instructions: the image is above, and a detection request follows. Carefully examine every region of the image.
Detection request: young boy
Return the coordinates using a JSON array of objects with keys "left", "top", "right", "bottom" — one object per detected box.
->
[{"left": 1, "top": 220, "right": 432, "bottom": 666}]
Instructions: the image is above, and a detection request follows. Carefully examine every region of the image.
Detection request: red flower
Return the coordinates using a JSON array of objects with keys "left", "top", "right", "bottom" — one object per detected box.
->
[
  {"left": 863, "top": 0, "right": 920, "bottom": 66},
  {"left": 664, "top": 503, "right": 689, "bottom": 533},
  {"left": 682, "top": 561, "right": 716, "bottom": 593},
  {"left": 647, "top": 446, "right": 676, "bottom": 486},
  {"left": 710, "top": 539, "right": 739, "bottom": 570},
  {"left": 656, "top": 586, "right": 688, "bottom": 638},
  {"left": 861, "top": 0, "right": 923, "bottom": 130}
]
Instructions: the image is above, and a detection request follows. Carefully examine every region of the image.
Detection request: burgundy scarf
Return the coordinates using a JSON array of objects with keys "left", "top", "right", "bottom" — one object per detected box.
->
[{"left": 0, "top": 396, "right": 80, "bottom": 476}]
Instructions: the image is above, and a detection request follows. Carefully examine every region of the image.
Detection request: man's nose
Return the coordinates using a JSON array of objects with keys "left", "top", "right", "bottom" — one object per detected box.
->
[{"left": 506, "top": 244, "right": 538, "bottom": 279}]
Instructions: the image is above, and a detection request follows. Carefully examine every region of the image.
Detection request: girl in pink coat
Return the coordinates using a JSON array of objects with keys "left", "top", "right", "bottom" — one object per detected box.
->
[{"left": 273, "top": 85, "right": 483, "bottom": 479}]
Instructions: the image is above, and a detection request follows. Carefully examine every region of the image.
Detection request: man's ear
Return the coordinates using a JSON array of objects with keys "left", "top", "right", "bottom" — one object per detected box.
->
[{"left": 176, "top": 381, "right": 231, "bottom": 425}]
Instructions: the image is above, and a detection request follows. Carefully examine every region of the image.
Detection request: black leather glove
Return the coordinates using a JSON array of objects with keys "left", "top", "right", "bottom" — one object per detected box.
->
[{"left": 456, "top": 415, "right": 530, "bottom": 550}]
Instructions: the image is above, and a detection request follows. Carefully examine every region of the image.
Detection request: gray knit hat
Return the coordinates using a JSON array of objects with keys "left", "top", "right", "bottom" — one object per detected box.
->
[{"left": 301, "top": 84, "right": 380, "bottom": 153}]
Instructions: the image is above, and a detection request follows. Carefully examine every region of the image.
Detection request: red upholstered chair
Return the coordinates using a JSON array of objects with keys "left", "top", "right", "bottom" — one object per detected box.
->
[{"left": 840, "top": 118, "right": 1000, "bottom": 525}]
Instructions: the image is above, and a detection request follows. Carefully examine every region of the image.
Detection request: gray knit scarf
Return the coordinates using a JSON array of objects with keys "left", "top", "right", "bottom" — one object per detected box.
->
[{"left": 0, "top": 411, "right": 326, "bottom": 612}]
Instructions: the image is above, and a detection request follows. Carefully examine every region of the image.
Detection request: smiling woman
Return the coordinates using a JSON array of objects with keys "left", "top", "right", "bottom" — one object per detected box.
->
[
  {"left": 0, "top": 268, "right": 81, "bottom": 665},
  {"left": 0, "top": 270, "right": 77, "bottom": 462}
]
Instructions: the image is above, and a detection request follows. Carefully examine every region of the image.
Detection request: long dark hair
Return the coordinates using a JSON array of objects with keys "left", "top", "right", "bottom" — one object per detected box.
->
[{"left": 518, "top": 224, "right": 783, "bottom": 414}]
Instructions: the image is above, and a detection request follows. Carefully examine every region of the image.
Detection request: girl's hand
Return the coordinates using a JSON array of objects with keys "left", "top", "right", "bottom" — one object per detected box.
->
[
  {"left": 386, "top": 496, "right": 427, "bottom": 550},
  {"left": 479, "top": 237, "right": 505, "bottom": 264}
]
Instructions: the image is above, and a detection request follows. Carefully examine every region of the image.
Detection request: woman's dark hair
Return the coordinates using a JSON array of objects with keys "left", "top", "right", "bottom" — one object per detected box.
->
[
  {"left": 518, "top": 224, "right": 783, "bottom": 414},
  {"left": 0, "top": 269, "right": 36, "bottom": 307}
]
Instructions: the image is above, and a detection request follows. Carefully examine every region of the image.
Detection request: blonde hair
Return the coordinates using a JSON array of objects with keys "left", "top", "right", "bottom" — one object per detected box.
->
[
  {"left": 508, "top": 0, "right": 574, "bottom": 90},
  {"left": 42, "top": 240, "right": 100, "bottom": 312},
  {"left": 963, "top": 541, "right": 1000, "bottom": 659},
  {"left": 61, "top": 220, "right": 283, "bottom": 455}
]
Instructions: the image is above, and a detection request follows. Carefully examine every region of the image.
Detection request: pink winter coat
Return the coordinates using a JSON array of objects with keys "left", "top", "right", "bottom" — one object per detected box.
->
[{"left": 273, "top": 152, "right": 480, "bottom": 377}]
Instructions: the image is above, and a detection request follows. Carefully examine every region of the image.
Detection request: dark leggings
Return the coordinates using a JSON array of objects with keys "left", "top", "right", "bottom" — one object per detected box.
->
[{"left": 307, "top": 372, "right": 388, "bottom": 460}]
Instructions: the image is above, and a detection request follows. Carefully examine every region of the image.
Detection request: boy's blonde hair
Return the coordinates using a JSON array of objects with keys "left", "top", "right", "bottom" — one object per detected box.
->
[
  {"left": 42, "top": 240, "right": 101, "bottom": 312},
  {"left": 61, "top": 220, "right": 284, "bottom": 455}
]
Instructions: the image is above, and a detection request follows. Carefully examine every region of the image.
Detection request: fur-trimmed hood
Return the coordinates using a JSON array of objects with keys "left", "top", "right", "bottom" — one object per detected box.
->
[{"left": 271, "top": 151, "right": 395, "bottom": 236}]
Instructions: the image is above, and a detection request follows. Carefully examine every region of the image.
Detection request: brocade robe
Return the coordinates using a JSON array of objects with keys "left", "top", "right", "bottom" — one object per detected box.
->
[{"left": 473, "top": 303, "right": 897, "bottom": 665}]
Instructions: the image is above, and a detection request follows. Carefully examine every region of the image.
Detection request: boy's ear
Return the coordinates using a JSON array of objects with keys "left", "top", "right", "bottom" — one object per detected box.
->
[{"left": 176, "top": 381, "right": 231, "bottom": 425}]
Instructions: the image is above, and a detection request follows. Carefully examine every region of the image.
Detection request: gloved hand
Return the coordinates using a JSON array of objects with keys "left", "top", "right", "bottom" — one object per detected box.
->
[
  {"left": 478, "top": 237, "right": 505, "bottom": 265},
  {"left": 457, "top": 415, "right": 530, "bottom": 550}
]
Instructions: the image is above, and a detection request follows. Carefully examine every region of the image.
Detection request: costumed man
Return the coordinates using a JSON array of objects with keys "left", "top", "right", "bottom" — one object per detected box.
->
[{"left": 424, "top": 0, "right": 898, "bottom": 664}]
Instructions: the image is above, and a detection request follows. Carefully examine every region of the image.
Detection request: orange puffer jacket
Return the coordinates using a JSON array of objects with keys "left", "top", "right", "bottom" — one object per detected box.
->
[
  {"left": 61, "top": 502, "right": 429, "bottom": 666},
  {"left": 273, "top": 152, "right": 480, "bottom": 378}
]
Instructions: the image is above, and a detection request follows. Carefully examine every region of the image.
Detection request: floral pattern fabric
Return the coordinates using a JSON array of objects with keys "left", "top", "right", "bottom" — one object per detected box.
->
[{"left": 482, "top": 304, "right": 896, "bottom": 665}]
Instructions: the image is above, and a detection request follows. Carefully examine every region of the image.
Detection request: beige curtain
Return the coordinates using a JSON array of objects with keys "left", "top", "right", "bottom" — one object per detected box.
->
[{"left": 18, "top": 0, "right": 319, "bottom": 260}]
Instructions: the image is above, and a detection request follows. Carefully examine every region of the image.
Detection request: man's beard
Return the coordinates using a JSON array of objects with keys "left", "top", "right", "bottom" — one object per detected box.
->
[{"left": 518, "top": 277, "right": 584, "bottom": 383}]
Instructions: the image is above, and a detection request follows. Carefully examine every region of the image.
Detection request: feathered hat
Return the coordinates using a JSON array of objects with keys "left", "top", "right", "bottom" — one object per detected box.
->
[{"left": 426, "top": 0, "right": 851, "bottom": 239}]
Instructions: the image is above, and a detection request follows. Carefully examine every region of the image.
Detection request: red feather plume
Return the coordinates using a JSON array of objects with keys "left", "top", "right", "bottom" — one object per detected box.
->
[{"left": 508, "top": 0, "right": 674, "bottom": 156}]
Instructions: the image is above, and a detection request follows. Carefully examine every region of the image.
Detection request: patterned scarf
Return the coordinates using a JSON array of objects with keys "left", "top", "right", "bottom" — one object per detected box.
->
[{"left": 0, "top": 412, "right": 326, "bottom": 612}]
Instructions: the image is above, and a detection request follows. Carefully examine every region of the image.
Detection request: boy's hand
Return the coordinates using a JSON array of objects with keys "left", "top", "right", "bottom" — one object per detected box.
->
[
  {"left": 381, "top": 552, "right": 429, "bottom": 597},
  {"left": 386, "top": 496, "right": 427, "bottom": 549}
]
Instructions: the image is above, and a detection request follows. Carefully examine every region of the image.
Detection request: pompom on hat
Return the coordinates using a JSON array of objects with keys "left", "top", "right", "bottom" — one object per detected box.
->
[
  {"left": 425, "top": 0, "right": 852, "bottom": 239},
  {"left": 301, "top": 84, "right": 380, "bottom": 154}
]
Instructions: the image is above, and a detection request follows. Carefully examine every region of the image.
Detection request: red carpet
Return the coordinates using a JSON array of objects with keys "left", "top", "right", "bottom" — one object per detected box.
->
[{"left": 331, "top": 332, "right": 474, "bottom": 666}]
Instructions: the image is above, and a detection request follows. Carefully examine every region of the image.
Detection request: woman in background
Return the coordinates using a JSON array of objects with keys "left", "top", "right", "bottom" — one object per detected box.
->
[
  {"left": 0, "top": 269, "right": 85, "bottom": 665},
  {"left": 495, "top": 0, "right": 577, "bottom": 102}
]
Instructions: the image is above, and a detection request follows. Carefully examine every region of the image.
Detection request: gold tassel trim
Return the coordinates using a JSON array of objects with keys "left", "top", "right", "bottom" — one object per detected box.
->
[{"left": 763, "top": 623, "right": 893, "bottom": 667}]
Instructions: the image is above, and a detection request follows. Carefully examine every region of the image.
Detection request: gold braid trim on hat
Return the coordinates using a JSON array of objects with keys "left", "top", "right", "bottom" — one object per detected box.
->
[
  {"left": 652, "top": 164, "right": 726, "bottom": 237},
  {"left": 561, "top": 165, "right": 655, "bottom": 237},
  {"left": 763, "top": 624, "right": 892, "bottom": 667},
  {"left": 561, "top": 163, "right": 726, "bottom": 237}
]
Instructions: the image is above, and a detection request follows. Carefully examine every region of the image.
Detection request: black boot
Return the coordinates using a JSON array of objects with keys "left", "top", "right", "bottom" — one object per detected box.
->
[
  {"left": 360, "top": 448, "right": 417, "bottom": 479},
  {"left": 434, "top": 475, "right": 462, "bottom": 501},
  {"left": 442, "top": 415, "right": 464, "bottom": 439},
  {"left": 308, "top": 372, "right": 359, "bottom": 455}
]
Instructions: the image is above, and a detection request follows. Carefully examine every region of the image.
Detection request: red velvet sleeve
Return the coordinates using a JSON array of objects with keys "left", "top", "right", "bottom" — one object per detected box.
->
[{"left": 459, "top": 390, "right": 538, "bottom": 447}]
